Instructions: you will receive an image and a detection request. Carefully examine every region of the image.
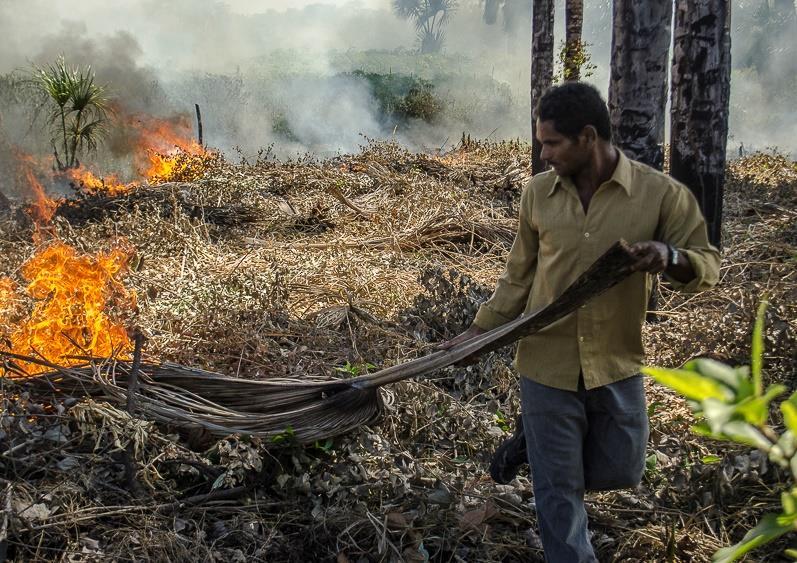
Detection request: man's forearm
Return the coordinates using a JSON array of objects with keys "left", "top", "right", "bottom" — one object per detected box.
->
[{"left": 665, "top": 255, "right": 695, "bottom": 284}]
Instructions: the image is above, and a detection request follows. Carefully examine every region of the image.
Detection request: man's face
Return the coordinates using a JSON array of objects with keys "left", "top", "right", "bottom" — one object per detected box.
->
[{"left": 536, "top": 119, "right": 591, "bottom": 177}]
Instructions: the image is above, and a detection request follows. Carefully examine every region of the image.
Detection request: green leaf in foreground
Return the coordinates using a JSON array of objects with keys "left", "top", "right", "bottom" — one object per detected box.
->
[
  {"left": 735, "top": 384, "right": 788, "bottom": 426},
  {"left": 782, "top": 393, "right": 797, "bottom": 435},
  {"left": 717, "top": 420, "right": 773, "bottom": 451},
  {"left": 689, "top": 358, "right": 749, "bottom": 395},
  {"left": 751, "top": 298, "right": 768, "bottom": 397},
  {"left": 642, "top": 367, "right": 734, "bottom": 402},
  {"left": 712, "top": 511, "right": 797, "bottom": 563}
]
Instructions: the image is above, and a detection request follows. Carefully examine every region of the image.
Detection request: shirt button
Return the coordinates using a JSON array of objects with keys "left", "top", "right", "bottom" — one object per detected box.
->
[
  {"left": 584, "top": 232, "right": 590, "bottom": 238},
  {"left": 579, "top": 336, "right": 585, "bottom": 342}
]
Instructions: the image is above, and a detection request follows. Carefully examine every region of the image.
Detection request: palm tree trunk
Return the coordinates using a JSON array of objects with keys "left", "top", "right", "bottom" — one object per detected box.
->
[
  {"left": 669, "top": 0, "right": 731, "bottom": 248},
  {"left": 531, "top": 0, "right": 554, "bottom": 175},
  {"left": 564, "top": 0, "right": 583, "bottom": 81},
  {"left": 69, "top": 110, "right": 82, "bottom": 169},
  {"left": 608, "top": 0, "right": 672, "bottom": 170},
  {"left": 60, "top": 108, "right": 69, "bottom": 171}
]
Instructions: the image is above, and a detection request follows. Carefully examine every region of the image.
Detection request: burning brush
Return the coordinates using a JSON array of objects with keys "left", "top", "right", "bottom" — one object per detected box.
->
[
  {"left": 0, "top": 241, "right": 136, "bottom": 376},
  {"left": 4, "top": 241, "right": 637, "bottom": 446}
]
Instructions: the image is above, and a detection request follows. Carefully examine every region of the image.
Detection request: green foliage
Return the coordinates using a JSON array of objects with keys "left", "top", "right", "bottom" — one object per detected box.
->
[
  {"left": 645, "top": 453, "right": 658, "bottom": 474},
  {"left": 644, "top": 299, "right": 797, "bottom": 561},
  {"left": 270, "top": 425, "right": 295, "bottom": 445},
  {"left": 348, "top": 70, "right": 442, "bottom": 123},
  {"left": 554, "top": 39, "right": 597, "bottom": 84},
  {"left": 33, "top": 56, "right": 112, "bottom": 170},
  {"left": 312, "top": 438, "right": 335, "bottom": 453},
  {"left": 400, "top": 82, "right": 443, "bottom": 122},
  {"left": 271, "top": 111, "right": 298, "bottom": 142},
  {"left": 329, "top": 49, "right": 474, "bottom": 80},
  {"left": 392, "top": 0, "right": 457, "bottom": 54},
  {"left": 493, "top": 409, "right": 510, "bottom": 432},
  {"left": 335, "top": 361, "right": 376, "bottom": 378}
]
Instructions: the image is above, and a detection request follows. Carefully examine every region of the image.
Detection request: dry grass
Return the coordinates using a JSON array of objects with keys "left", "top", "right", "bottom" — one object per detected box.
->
[{"left": 0, "top": 142, "right": 795, "bottom": 562}]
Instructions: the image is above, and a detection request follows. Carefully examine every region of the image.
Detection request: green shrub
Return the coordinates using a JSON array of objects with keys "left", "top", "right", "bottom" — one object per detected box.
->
[
  {"left": 644, "top": 300, "right": 797, "bottom": 562},
  {"left": 347, "top": 70, "right": 443, "bottom": 123}
]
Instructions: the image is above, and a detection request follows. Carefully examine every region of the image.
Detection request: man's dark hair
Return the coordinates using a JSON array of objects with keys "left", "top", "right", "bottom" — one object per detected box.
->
[{"left": 535, "top": 82, "right": 612, "bottom": 141}]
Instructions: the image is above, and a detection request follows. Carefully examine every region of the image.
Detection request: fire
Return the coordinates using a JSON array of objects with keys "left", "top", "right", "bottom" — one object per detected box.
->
[
  {"left": 145, "top": 150, "right": 182, "bottom": 182},
  {"left": 1, "top": 242, "right": 136, "bottom": 376},
  {"left": 66, "top": 167, "right": 135, "bottom": 196},
  {"left": 0, "top": 277, "right": 20, "bottom": 337},
  {"left": 14, "top": 150, "right": 57, "bottom": 225},
  {"left": 123, "top": 113, "right": 211, "bottom": 184}
]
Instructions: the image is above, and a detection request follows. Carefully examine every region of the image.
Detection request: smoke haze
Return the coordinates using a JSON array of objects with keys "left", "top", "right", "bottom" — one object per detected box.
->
[{"left": 0, "top": 0, "right": 794, "bottom": 169}]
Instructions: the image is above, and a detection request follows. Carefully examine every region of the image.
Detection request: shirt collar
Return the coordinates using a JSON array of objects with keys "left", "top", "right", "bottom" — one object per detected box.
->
[{"left": 547, "top": 148, "right": 634, "bottom": 197}]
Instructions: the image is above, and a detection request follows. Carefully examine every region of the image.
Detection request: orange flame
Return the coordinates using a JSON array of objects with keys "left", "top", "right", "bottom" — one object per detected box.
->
[
  {"left": 0, "top": 277, "right": 17, "bottom": 304},
  {"left": 122, "top": 113, "right": 209, "bottom": 183},
  {"left": 0, "top": 276, "right": 20, "bottom": 329},
  {"left": 66, "top": 167, "right": 136, "bottom": 196},
  {"left": 14, "top": 151, "right": 57, "bottom": 225},
  {"left": 1, "top": 242, "right": 136, "bottom": 376}
]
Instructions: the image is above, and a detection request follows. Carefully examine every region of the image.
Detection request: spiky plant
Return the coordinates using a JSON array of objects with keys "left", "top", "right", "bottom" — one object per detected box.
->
[
  {"left": 393, "top": 0, "right": 457, "bottom": 54},
  {"left": 34, "top": 56, "right": 111, "bottom": 169}
]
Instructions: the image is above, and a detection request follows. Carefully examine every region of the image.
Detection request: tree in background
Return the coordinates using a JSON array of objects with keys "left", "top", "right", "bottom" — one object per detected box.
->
[
  {"left": 669, "top": 0, "right": 732, "bottom": 248},
  {"left": 530, "top": 0, "right": 554, "bottom": 175},
  {"left": 607, "top": 0, "right": 671, "bottom": 170},
  {"left": 481, "top": 0, "right": 532, "bottom": 54},
  {"left": 393, "top": 0, "right": 458, "bottom": 55},
  {"left": 608, "top": 0, "right": 672, "bottom": 323},
  {"left": 562, "top": 0, "right": 583, "bottom": 81},
  {"left": 34, "top": 56, "right": 111, "bottom": 170}
]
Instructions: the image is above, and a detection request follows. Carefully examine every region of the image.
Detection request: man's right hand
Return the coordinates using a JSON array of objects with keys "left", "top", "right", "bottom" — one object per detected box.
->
[{"left": 437, "top": 325, "right": 487, "bottom": 366}]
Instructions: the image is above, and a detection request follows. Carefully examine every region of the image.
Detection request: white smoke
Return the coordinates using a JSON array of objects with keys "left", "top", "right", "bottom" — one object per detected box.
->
[{"left": 0, "top": 0, "right": 794, "bottom": 164}]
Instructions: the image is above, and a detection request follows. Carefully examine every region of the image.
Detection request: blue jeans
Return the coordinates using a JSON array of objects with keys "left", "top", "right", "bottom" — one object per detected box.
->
[{"left": 521, "top": 375, "right": 649, "bottom": 563}]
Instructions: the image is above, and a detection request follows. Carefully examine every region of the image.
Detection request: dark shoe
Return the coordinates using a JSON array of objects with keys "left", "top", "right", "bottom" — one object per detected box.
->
[{"left": 489, "top": 414, "right": 528, "bottom": 484}]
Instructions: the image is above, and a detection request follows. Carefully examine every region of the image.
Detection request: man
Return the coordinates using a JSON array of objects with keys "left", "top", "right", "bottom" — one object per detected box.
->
[{"left": 440, "top": 82, "right": 720, "bottom": 562}]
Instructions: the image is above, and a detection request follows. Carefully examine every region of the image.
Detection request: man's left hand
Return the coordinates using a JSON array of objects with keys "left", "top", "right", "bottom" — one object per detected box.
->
[{"left": 629, "top": 241, "right": 668, "bottom": 274}]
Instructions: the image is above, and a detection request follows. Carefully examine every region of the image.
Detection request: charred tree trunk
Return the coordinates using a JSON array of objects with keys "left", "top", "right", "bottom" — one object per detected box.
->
[
  {"left": 608, "top": 0, "right": 672, "bottom": 170},
  {"left": 564, "top": 0, "right": 584, "bottom": 81},
  {"left": 531, "top": 0, "right": 555, "bottom": 175},
  {"left": 608, "top": 1, "right": 673, "bottom": 323},
  {"left": 670, "top": 0, "right": 731, "bottom": 248}
]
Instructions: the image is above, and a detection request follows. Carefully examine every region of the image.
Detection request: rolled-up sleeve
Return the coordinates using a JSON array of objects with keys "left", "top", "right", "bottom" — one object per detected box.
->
[
  {"left": 656, "top": 181, "right": 721, "bottom": 292},
  {"left": 473, "top": 183, "right": 539, "bottom": 330}
]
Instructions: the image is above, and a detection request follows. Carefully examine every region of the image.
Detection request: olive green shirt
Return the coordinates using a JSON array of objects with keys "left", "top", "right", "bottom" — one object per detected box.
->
[{"left": 473, "top": 151, "right": 720, "bottom": 391}]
